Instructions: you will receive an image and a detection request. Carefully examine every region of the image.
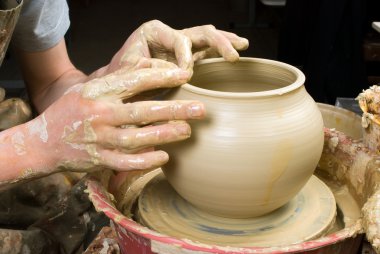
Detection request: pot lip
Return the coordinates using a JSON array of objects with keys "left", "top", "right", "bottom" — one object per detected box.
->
[{"left": 183, "top": 57, "right": 305, "bottom": 98}]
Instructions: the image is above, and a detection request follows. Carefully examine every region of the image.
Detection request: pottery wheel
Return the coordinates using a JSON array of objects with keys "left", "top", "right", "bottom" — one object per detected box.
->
[{"left": 136, "top": 173, "right": 337, "bottom": 247}]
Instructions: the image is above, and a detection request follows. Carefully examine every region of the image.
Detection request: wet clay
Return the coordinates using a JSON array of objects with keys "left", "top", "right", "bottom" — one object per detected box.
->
[
  {"left": 317, "top": 97, "right": 380, "bottom": 253},
  {"left": 161, "top": 58, "right": 324, "bottom": 218},
  {"left": 0, "top": 98, "right": 32, "bottom": 131},
  {"left": 104, "top": 103, "right": 364, "bottom": 251},
  {"left": 86, "top": 85, "right": 370, "bottom": 253},
  {"left": 136, "top": 172, "right": 337, "bottom": 247},
  {"left": 101, "top": 167, "right": 362, "bottom": 252}
]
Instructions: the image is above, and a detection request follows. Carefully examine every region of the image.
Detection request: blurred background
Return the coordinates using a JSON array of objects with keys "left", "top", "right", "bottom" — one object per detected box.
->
[{"left": 0, "top": 0, "right": 379, "bottom": 104}]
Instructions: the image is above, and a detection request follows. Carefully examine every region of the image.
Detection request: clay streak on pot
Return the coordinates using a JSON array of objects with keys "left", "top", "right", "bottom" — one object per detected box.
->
[
  {"left": 264, "top": 140, "right": 292, "bottom": 204},
  {"left": 27, "top": 113, "right": 48, "bottom": 143}
]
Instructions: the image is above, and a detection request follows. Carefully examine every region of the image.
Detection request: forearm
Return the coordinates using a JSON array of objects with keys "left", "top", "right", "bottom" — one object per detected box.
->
[
  {"left": 16, "top": 39, "right": 89, "bottom": 113},
  {"left": 0, "top": 121, "right": 55, "bottom": 189}
]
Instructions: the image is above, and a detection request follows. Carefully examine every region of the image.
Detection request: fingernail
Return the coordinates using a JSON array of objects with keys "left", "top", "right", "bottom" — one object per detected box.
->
[
  {"left": 226, "top": 51, "right": 239, "bottom": 62},
  {"left": 157, "top": 151, "right": 169, "bottom": 163},
  {"left": 188, "top": 102, "right": 205, "bottom": 118},
  {"left": 175, "top": 123, "right": 191, "bottom": 137},
  {"left": 238, "top": 38, "right": 249, "bottom": 50}
]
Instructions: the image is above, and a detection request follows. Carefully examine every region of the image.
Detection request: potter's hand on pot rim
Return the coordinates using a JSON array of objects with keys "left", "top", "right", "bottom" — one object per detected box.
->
[
  {"left": 90, "top": 20, "right": 249, "bottom": 78},
  {"left": 24, "top": 66, "right": 205, "bottom": 174}
]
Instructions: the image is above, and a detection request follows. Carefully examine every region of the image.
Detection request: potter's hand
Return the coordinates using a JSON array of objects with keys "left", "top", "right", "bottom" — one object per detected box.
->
[
  {"left": 21, "top": 67, "right": 204, "bottom": 175},
  {"left": 90, "top": 20, "right": 249, "bottom": 78}
]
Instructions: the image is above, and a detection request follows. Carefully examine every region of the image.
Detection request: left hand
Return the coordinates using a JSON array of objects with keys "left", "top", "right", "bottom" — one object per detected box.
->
[{"left": 90, "top": 20, "right": 249, "bottom": 78}]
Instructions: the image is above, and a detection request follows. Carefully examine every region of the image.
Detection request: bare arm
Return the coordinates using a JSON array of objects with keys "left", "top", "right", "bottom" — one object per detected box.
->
[
  {"left": 0, "top": 65, "right": 204, "bottom": 190},
  {"left": 16, "top": 39, "right": 88, "bottom": 112},
  {"left": 0, "top": 21, "right": 247, "bottom": 190},
  {"left": 16, "top": 21, "right": 248, "bottom": 112}
]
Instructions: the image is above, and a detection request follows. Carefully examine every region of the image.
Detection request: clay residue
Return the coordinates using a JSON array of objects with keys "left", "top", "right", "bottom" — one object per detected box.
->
[
  {"left": 327, "top": 135, "right": 339, "bottom": 152},
  {"left": 86, "top": 164, "right": 363, "bottom": 254},
  {"left": 27, "top": 113, "right": 48, "bottom": 143},
  {"left": 0, "top": 98, "right": 32, "bottom": 130},
  {"left": 11, "top": 131, "right": 26, "bottom": 155},
  {"left": 136, "top": 172, "right": 337, "bottom": 248},
  {"left": 80, "top": 69, "right": 152, "bottom": 100},
  {"left": 83, "top": 226, "right": 120, "bottom": 254},
  {"left": 357, "top": 85, "right": 380, "bottom": 153},
  {"left": 60, "top": 115, "right": 101, "bottom": 171},
  {"left": 362, "top": 189, "right": 380, "bottom": 252},
  {"left": 320, "top": 126, "right": 380, "bottom": 253},
  {"left": 356, "top": 85, "right": 380, "bottom": 116}
]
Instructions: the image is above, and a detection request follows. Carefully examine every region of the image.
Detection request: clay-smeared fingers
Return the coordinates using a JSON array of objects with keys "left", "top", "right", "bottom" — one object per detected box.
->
[
  {"left": 182, "top": 25, "right": 247, "bottom": 62},
  {"left": 129, "top": 57, "right": 179, "bottom": 71},
  {"left": 108, "top": 100, "right": 205, "bottom": 126},
  {"left": 82, "top": 67, "right": 191, "bottom": 100},
  {"left": 172, "top": 34, "right": 193, "bottom": 71},
  {"left": 203, "top": 27, "right": 240, "bottom": 61},
  {"left": 219, "top": 30, "right": 249, "bottom": 50},
  {"left": 193, "top": 48, "right": 221, "bottom": 62},
  {"left": 143, "top": 20, "right": 193, "bottom": 71},
  {"left": 98, "top": 149, "right": 169, "bottom": 171},
  {"left": 98, "top": 121, "right": 191, "bottom": 150}
]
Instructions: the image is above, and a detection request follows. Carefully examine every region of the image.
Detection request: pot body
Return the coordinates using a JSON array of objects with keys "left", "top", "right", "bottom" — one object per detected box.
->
[{"left": 161, "top": 58, "right": 324, "bottom": 218}]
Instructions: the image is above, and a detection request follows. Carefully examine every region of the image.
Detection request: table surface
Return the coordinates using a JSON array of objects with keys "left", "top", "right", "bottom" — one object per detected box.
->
[{"left": 373, "top": 22, "right": 380, "bottom": 33}]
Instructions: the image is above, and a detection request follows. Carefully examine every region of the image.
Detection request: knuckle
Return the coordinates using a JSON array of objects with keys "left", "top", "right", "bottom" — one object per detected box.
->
[
  {"left": 93, "top": 101, "right": 111, "bottom": 115},
  {"left": 127, "top": 104, "right": 144, "bottom": 123},
  {"left": 181, "top": 36, "right": 192, "bottom": 46},
  {"left": 169, "top": 103, "right": 181, "bottom": 119},
  {"left": 117, "top": 134, "right": 136, "bottom": 149},
  {"left": 144, "top": 19, "right": 162, "bottom": 28},
  {"left": 203, "top": 24, "right": 216, "bottom": 31}
]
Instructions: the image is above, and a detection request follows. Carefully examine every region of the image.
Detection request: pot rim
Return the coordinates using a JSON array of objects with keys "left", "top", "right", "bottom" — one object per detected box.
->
[{"left": 183, "top": 57, "right": 305, "bottom": 98}]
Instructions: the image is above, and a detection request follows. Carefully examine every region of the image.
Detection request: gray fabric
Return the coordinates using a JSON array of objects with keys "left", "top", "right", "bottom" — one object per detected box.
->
[{"left": 12, "top": 0, "right": 70, "bottom": 52}]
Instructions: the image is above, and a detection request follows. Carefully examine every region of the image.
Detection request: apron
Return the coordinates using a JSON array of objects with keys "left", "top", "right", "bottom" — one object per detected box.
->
[{"left": 0, "top": 1, "right": 109, "bottom": 253}]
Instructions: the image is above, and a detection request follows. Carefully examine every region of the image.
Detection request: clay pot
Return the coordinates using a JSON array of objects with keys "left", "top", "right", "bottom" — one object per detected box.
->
[{"left": 161, "top": 58, "right": 324, "bottom": 218}]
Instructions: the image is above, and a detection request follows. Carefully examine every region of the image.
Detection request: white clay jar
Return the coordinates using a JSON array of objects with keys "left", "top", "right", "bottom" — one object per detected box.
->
[{"left": 161, "top": 58, "right": 324, "bottom": 218}]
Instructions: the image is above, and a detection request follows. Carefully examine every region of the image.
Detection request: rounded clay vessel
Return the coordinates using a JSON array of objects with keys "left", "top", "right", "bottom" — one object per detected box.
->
[{"left": 161, "top": 58, "right": 324, "bottom": 218}]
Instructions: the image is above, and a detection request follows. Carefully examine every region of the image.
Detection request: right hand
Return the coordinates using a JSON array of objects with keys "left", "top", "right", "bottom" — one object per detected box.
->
[
  {"left": 25, "top": 66, "right": 204, "bottom": 174},
  {"left": 90, "top": 20, "right": 249, "bottom": 79}
]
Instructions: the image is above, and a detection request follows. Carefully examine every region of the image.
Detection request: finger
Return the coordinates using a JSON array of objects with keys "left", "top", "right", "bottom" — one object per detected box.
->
[
  {"left": 107, "top": 100, "right": 205, "bottom": 126},
  {"left": 98, "top": 121, "right": 191, "bottom": 150},
  {"left": 82, "top": 67, "right": 191, "bottom": 100},
  {"left": 145, "top": 58, "right": 179, "bottom": 69},
  {"left": 127, "top": 57, "right": 179, "bottom": 71},
  {"left": 204, "top": 29, "right": 240, "bottom": 62},
  {"left": 184, "top": 25, "right": 240, "bottom": 62},
  {"left": 193, "top": 48, "right": 220, "bottom": 62},
  {"left": 219, "top": 30, "right": 249, "bottom": 50},
  {"left": 173, "top": 35, "right": 193, "bottom": 71},
  {"left": 98, "top": 149, "right": 169, "bottom": 171},
  {"left": 144, "top": 20, "right": 193, "bottom": 71}
]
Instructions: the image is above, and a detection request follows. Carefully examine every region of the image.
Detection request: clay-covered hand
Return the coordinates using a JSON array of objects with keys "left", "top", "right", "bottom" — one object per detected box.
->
[
  {"left": 24, "top": 66, "right": 204, "bottom": 174},
  {"left": 90, "top": 20, "right": 249, "bottom": 78}
]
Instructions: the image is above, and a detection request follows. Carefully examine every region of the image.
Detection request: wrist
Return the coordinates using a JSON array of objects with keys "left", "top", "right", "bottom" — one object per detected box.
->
[
  {"left": 0, "top": 118, "right": 57, "bottom": 186},
  {"left": 32, "top": 68, "right": 88, "bottom": 113}
]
